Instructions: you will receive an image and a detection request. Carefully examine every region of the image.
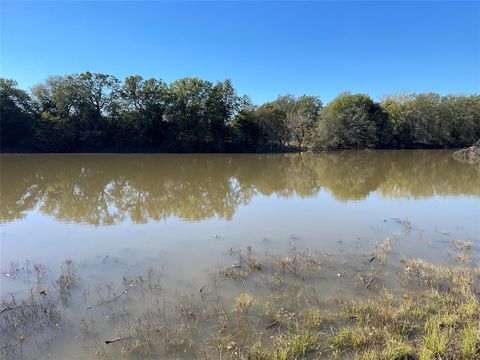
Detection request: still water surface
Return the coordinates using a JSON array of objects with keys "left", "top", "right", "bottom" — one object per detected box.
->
[
  {"left": 1, "top": 150, "right": 479, "bottom": 280},
  {"left": 0, "top": 150, "right": 479, "bottom": 359}
]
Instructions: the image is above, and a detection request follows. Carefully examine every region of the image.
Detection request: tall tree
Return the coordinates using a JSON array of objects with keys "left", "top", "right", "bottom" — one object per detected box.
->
[
  {"left": 380, "top": 94, "right": 417, "bottom": 147},
  {"left": 231, "top": 98, "right": 264, "bottom": 151},
  {"left": 77, "top": 72, "right": 120, "bottom": 119},
  {"left": 0, "top": 79, "right": 34, "bottom": 150},
  {"left": 205, "top": 79, "right": 241, "bottom": 151},
  {"left": 165, "top": 78, "right": 213, "bottom": 151},
  {"left": 31, "top": 75, "right": 84, "bottom": 151},
  {"left": 315, "top": 93, "right": 388, "bottom": 149},
  {"left": 119, "top": 75, "right": 169, "bottom": 147},
  {"left": 440, "top": 95, "right": 480, "bottom": 146},
  {"left": 286, "top": 95, "right": 322, "bottom": 149}
]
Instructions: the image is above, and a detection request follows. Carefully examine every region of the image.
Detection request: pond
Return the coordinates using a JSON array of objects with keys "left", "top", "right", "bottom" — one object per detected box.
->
[{"left": 1, "top": 150, "right": 479, "bottom": 359}]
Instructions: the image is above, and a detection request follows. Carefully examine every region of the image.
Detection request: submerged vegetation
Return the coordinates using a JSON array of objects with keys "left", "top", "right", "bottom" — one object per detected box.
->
[
  {"left": 1, "top": 233, "right": 479, "bottom": 359},
  {"left": 1, "top": 74, "right": 479, "bottom": 152}
]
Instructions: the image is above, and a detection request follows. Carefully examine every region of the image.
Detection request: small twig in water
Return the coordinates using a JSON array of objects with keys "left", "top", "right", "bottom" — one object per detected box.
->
[
  {"left": 0, "top": 305, "right": 22, "bottom": 315},
  {"left": 86, "top": 287, "right": 130, "bottom": 310},
  {"left": 265, "top": 319, "right": 278, "bottom": 329},
  {"left": 105, "top": 336, "right": 132, "bottom": 344}
]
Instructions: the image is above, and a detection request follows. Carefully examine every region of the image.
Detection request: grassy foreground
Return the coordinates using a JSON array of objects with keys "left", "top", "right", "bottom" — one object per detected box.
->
[{"left": 1, "top": 240, "right": 479, "bottom": 359}]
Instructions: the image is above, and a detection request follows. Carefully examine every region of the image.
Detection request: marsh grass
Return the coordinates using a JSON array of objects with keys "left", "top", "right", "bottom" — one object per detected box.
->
[
  {"left": 57, "top": 259, "right": 78, "bottom": 305},
  {"left": 1, "top": 238, "right": 479, "bottom": 359},
  {"left": 234, "top": 293, "right": 252, "bottom": 314}
]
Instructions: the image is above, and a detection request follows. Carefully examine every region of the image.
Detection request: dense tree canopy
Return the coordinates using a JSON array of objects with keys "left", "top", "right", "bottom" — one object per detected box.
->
[
  {"left": 315, "top": 93, "right": 389, "bottom": 149},
  {"left": 1, "top": 72, "right": 479, "bottom": 152},
  {"left": 380, "top": 93, "right": 480, "bottom": 148},
  {"left": 0, "top": 79, "right": 34, "bottom": 149}
]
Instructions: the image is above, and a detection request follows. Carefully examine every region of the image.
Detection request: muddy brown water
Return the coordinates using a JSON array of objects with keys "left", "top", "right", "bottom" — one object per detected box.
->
[{"left": 0, "top": 150, "right": 479, "bottom": 359}]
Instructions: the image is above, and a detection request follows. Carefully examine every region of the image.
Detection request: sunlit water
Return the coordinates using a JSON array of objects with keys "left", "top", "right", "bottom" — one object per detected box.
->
[{"left": 0, "top": 150, "right": 479, "bottom": 358}]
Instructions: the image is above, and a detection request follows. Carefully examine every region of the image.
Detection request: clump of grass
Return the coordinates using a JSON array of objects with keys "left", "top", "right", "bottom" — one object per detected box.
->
[
  {"left": 268, "top": 330, "right": 318, "bottom": 359},
  {"left": 248, "top": 257, "right": 263, "bottom": 271},
  {"left": 419, "top": 314, "right": 454, "bottom": 359},
  {"left": 383, "top": 336, "right": 415, "bottom": 360},
  {"left": 119, "top": 315, "right": 158, "bottom": 358},
  {"left": 288, "top": 330, "right": 319, "bottom": 357},
  {"left": 234, "top": 293, "right": 252, "bottom": 314},
  {"left": 262, "top": 287, "right": 306, "bottom": 322},
  {"left": 330, "top": 325, "right": 383, "bottom": 351},
  {"left": 332, "top": 332, "right": 415, "bottom": 359},
  {"left": 355, "top": 267, "right": 382, "bottom": 290},
  {"left": 301, "top": 307, "right": 329, "bottom": 330},
  {"left": 449, "top": 240, "right": 474, "bottom": 266},
  {"left": 121, "top": 338, "right": 151, "bottom": 357},
  {"left": 57, "top": 259, "right": 78, "bottom": 304},
  {"left": 247, "top": 246, "right": 263, "bottom": 271},
  {"left": 217, "top": 247, "right": 263, "bottom": 281},
  {"left": 461, "top": 324, "right": 480, "bottom": 360},
  {"left": 369, "top": 238, "right": 393, "bottom": 264},
  {"left": 400, "top": 258, "right": 447, "bottom": 290}
]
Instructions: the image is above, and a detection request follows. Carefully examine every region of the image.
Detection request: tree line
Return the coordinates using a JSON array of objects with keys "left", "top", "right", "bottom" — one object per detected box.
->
[{"left": 1, "top": 73, "right": 479, "bottom": 152}]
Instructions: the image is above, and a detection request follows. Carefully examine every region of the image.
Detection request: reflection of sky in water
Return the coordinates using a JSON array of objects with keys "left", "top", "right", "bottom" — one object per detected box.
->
[
  {"left": 1, "top": 152, "right": 479, "bottom": 360},
  {"left": 1, "top": 151, "right": 479, "bottom": 285},
  {"left": 2, "top": 190, "right": 479, "bottom": 277}
]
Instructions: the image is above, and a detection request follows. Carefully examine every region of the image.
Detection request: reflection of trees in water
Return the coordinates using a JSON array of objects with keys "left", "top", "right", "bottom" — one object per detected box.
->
[
  {"left": 1, "top": 151, "right": 478, "bottom": 225},
  {"left": 304, "top": 151, "right": 390, "bottom": 201},
  {"left": 377, "top": 151, "right": 480, "bottom": 198},
  {"left": 234, "top": 153, "right": 322, "bottom": 199},
  {"left": 1, "top": 155, "right": 244, "bottom": 225}
]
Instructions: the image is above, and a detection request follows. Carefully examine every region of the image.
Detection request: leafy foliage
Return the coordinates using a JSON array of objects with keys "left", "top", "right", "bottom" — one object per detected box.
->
[
  {"left": 315, "top": 93, "right": 389, "bottom": 149},
  {"left": 0, "top": 79, "right": 34, "bottom": 150},
  {"left": 1, "top": 73, "right": 478, "bottom": 151}
]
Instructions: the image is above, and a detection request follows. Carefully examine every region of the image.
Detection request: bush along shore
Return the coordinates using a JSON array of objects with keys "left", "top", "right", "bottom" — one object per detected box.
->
[
  {"left": 1, "top": 234, "right": 479, "bottom": 359},
  {"left": 1, "top": 74, "right": 479, "bottom": 152}
]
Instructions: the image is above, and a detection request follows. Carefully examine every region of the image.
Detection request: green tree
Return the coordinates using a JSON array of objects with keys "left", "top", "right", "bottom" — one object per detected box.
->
[
  {"left": 77, "top": 72, "right": 120, "bottom": 119},
  {"left": 205, "top": 79, "right": 241, "bottom": 151},
  {"left": 119, "top": 75, "right": 169, "bottom": 147},
  {"left": 0, "top": 79, "right": 34, "bottom": 150},
  {"left": 254, "top": 101, "right": 289, "bottom": 149},
  {"left": 315, "top": 92, "right": 388, "bottom": 149},
  {"left": 381, "top": 93, "right": 480, "bottom": 148},
  {"left": 380, "top": 94, "right": 417, "bottom": 147},
  {"left": 30, "top": 73, "right": 121, "bottom": 150},
  {"left": 31, "top": 75, "right": 84, "bottom": 150},
  {"left": 439, "top": 95, "right": 480, "bottom": 146},
  {"left": 231, "top": 98, "right": 264, "bottom": 151},
  {"left": 2, "top": 72, "right": 479, "bottom": 152},
  {"left": 286, "top": 95, "right": 322, "bottom": 149},
  {"left": 165, "top": 78, "right": 213, "bottom": 151},
  {"left": 76, "top": 72, "right": 120, "bottom": 147}
]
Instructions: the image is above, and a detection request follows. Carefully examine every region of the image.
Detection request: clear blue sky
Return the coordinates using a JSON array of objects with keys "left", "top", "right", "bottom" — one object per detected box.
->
[{"left": 1, "top": 1, "right": 479, "bottom": 104}]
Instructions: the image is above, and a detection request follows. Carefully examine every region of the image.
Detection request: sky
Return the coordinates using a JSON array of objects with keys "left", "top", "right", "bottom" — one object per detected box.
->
[{"left": 1, "top": 1, "right": 479, "bottom": 104}]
